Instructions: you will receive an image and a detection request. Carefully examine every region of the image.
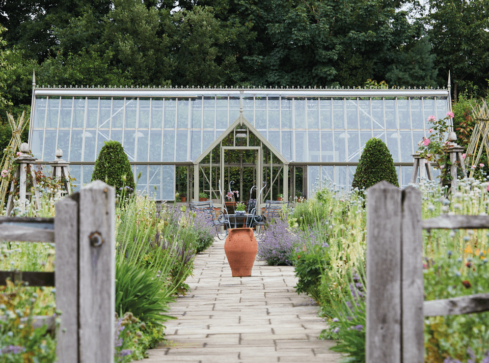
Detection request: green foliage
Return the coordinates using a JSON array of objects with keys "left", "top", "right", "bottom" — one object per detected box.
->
[
  {"left": 351, "top": 138, "right": 399, "bottom": 191},
  {"left": 115, "top": 257, "right": 174, "bottom": 325},
  {"left": 194, "top": 235, "right": 214, "bottom": 254},
  {"left": 293, "top": 247, "right": 328, "bottom": 302},
  {"left": 92, "top": 140, "right": 135, "bottom": 193},
  {"left": 292, "top": 198, "right": 330, "bottom": 229},
  {"left": 198, "top": 192, "right": 208, "bottom": 199}
]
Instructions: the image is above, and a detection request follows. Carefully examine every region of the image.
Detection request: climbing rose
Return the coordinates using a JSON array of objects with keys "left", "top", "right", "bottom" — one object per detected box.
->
[
  {"left": 481, "top": 163, "right": 485, "bottom": 168},
  {"left": 447, "top": 111, "right": 455, "bottom": 118},
  {"left": 1, "top": 170, "right": 7, "bottom": 177},
  {"left": 462, "top": 154, "right": 466, "bottom": 159},
  {"left": 472, "top": 165, "right": 476, "bottom": 169},
  {"left": 428, "top": 115, "right": 436, "bottom": 122},
  {"left": 429, "top": 129, "right": 433, "bottom": 133},
  {"left": 423, "top": 138, "right": 431, "bottom": 146}
]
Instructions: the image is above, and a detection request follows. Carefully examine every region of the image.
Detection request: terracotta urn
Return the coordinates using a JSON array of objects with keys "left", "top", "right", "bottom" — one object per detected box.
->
[{"left": 224, "top": 228, "right": 257, "bottom": 277}]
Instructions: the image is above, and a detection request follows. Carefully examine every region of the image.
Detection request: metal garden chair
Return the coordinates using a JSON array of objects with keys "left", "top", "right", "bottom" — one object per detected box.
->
[{"left": 189, "top": 200, "right": 231, "bottom": 240}]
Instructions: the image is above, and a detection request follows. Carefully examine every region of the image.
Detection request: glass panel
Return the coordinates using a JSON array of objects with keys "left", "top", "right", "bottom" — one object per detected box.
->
[
  {"left": 333, "top": 99, "right": 344, "bottom": 129},
  {"left": 385, "top": 98, "right": 396, "bottom": 129},
  {"left": 111, "top": 98, "right": 124, "bottom": 129},
  {"left": 149, "top": 130, "right": 162, "bottom": 162},
  {"left": 162, "top": 165, "right": 175, "bottom": 200},
  {"left": 321, "top": 166, "right": 334, "bottom": 186},
  {"left": 348, "top": 166, "right": 357, "bottom": 191},
  {"left": 295, "top": 131, "right": 306, "bottom": 162},
  {"left": 243, "top": 97, "right": 254, "bottom": 125},
  {"left": 216, "top": 97, "right": 228, "bottom": 130},
  {"left": 176, "top": 131, "right": 188, "bottom": 161},
  {"left": 308, "top": 131, "right": 320, "bottom": 162},
  {"left": 396, "top": 166, "right": 401, "bottom": 186},
  {"left": 387, "top": 132, "right": 400, "bottom": 162},
  {"left": 34, "top": 97, "right": 47, "bottom": 128},
  {"left": 111, "top": 130, "right": 123, "bottom": 145},
  {"left": 307, "top": 98, "right": 319, "bottom": 129},
  {"left": 358, "top": 99, "right": 371, "bottom": 129},
  {"left": 308, "top": 166, "right": 320, "bottom": 196},
  {"left": 43, "top": 130, "right": 56, "bottom": 161},
  {"left": 294, "top": 98, "right": 306, "bottom": 128},
  {"left": 191, "top": 97, "right": 202, "bottom": 128},
  {"left": 268, "top": 131, "right": 280, "bottom": 153},
  {"left": 203, "top": 131, "right": 214, "bottom": 152},
  {"left": 191, "top": 130, "right": 202, "bottom": 160},
  {"left": 321, "top": 131, "right": 334, "bottom": 162},
  {"left": 83, "top": 130, "right": 96, "bottom": 162},
  {"left": 177, "top": 99, "right": 190, "bottom": 128},
  {"left": 281, "top": 131, "right": 292, "bottom": 160},
  {"left": 163, "top": 130, "right": 175, "bottom": 162},
  {"left": 57, "top": 130, "right": 70, "bottom": 159},
  {"left": 335, "top": 166, "right": 347, "bottom": 192},
  {"left": 320, "top": 98, "right": 332, "bottom": 129},
  {"left": 46, "top": 97, "right": 60, "bottom": 128},
  {"left": 98, "top": 98, "right": 111, "bottom": 129},
  {"left": 86, "top": 98, "right": 98, "bottom": 128},
  {"left": 401, "top": 166, "right": 413, "bottom": 187},
  {"left": 123, "top": 131, "right": 136, "bottom": 161},
  {"left": 398, "top": 98, "right": 410, "bottom": 129},
  {"left": 230, "top": 97, "right": 240, "bottom": 123},
  {"left": 348, "top": 131, "right": 360, "bottom": 162},
  {"left": 268, "top": 97, "right": 280, "bottom": 129},
  {"left": 164, "top": 98, "right": 176, "bottom": 128},
  {"left": 69, "top": 165, "right": 81, "bottom": 193},
  {"left": 96, "top": 130, "right": 109, "bottom": 158},
  {"left": 148, "top": 165, "right": 161, "bottom": 200},
  {"left": 139, "top": 99, "right": 150, "bottom": 128},
  {"left": 400, "top": 131, "right": 413, "bottom": 162},
  {"left": 72, "top": 97, "right": 85, "bottom": 128},
  {"left": 82, "top": 165, "right": 94, "bottom": 187},
  {"left": 136, "top": 130, "right": 149, "bottom": 162},
  {"left": 412, "top": 131, "right": 425, "bottom": 151},
  {"left": 203, "top": 97, "right": 215, "bottom": 128},
  {"left": 151, "top": 98, "right": 163, "bottom": 129},
  {"left": 423, "top": 97, "right": 436, "bottom": 124},
  {"left": 59, "top": 98, "right": 72, "bottom": 128},
  {"left": 411, "top": 98, "right": 424, "bottom": 129},
  {"left": 70, "top": 130, "right": 83, "bottom": 161},
  {"left": 371, "top": 99, "right": 384, "bottom": 129},
  {"left": 124, "top": 98, "right": 137, "bottom": 128},
  {"left": 255, "top": 96, "right": 267, "bottom": 129},
  {"left": 334, "top": 131, "right": 347, "bottom": 162},
  {"left": 373, "top": 130, "right": 386, "bottom": 143},
  {"left": 281, "top": 98, "right": 292, "bottom": 129},
  {"left": 136, "top": 165, "right": 148, "bottom": 194},
  {"left": 436, "top": 97, "right": 448, "bottom": 120},
  {"left": 346, "top": 99, "right": 358, "bottom": 130}
]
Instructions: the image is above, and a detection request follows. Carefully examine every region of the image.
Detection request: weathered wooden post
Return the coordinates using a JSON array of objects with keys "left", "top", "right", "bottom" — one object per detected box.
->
[
  {"left": 6, "top": 143, "right": 41, "bottom": 215},
  {"left": 55, "top": 180, "right": 115, "bottom": 363},
  {"left": 447, "top": 132, "right": 465, "bottom": 192},
  {"left": 410, "top": 141, "right": 434, "bottom": 184},
  {"left": 49, "top": 148, "right": 71, "bottom": 196},
  {"left": 366, "top": 182, "right": 424, "bottom": 363}
]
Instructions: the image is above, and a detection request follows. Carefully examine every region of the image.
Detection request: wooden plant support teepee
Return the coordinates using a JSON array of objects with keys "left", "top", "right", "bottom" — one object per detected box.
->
[
  {"left": 5, "top": 143, "right": 41, "bottom": 216},
  {"left": 465, "top": 99, "right": 489, "bottom": 177},
  {"left": 0, "top": 111, "right": 29, "bottom": 211}
]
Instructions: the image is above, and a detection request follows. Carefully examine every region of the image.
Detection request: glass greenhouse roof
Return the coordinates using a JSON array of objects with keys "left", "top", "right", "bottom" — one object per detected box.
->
[{"left": 29, "top": 87, "right": 451, "bottom": 198}]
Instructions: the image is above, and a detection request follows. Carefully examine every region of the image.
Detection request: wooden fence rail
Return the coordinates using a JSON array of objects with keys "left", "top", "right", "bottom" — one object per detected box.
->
[
  {"left": 367, "top": 181, "right": 489, "bottom": 363},
  {"left": 0, "top": 180, "right": 115, "bottom": 363}
]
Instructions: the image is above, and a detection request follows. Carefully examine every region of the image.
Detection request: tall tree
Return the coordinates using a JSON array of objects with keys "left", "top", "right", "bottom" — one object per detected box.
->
[{"left": 426, "top": 0, "right": 489, "bottom": 99}]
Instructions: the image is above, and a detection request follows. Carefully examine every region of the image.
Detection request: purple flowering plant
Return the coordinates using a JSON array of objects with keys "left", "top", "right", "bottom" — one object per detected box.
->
[{"left": 257, "top": 217, "right": 301, "bottom": 266}]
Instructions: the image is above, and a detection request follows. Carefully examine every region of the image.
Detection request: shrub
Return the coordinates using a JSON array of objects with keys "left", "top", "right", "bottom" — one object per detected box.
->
[
  {"left": 351, "top": 138, "right": 398, "bottom": 191},
  {"left": 293, "top": 248, "right": 328, "bottom": 302},
  {"left": 92, "top": 141, "right": 135, "bottom": 193},
  {"left": 257, "top": 218, "right": 300, "bottom": 266}
]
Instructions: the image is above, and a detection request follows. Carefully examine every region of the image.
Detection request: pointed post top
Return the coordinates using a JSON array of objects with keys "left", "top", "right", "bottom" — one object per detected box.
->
[
  {"left": 32, "top": 70, "right": 36, "bottom": 87},
  {"left": 448, "top": 71, "right": 451, "bottom": 90}
]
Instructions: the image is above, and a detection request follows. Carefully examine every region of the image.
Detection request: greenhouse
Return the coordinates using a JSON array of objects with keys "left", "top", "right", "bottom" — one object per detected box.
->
[{"left": 28, "top": 86, "right": 450, "bottom": 204}]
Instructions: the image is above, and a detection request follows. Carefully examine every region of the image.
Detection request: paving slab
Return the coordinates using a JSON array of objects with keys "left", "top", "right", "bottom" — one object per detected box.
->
[{"left": 144, "top": 237, "right": 340, "bottom": 362}]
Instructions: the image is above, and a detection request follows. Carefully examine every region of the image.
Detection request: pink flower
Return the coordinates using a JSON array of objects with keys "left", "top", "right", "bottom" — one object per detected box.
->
[
  {"left": 440, "top": 165, "right": 444, "bottom": 169},
  {"left": 487, "top": 185, "right": 489, "bottom": 192},
  {"left": 462, "top": 154, "right": 466, "bottom": 159},
  {"left": 16, "top": 152, "right": 21, "bottom": 156},
  {"left": 429, "top": 128, "right": 433, "bottom": 133},
  {"left": 423, "top": 138, "right": 431, "bottom": 146},
  {"left": 428, "top": 115, "right": 436, "bottom": 122},
  {"left": 1, "top": 170, "right": 7, "bottom": 177},
  {"left": 472, "top": 165, "right": 476, "bottom": 169},
  {"left": 480, "top": 163, "right": 485, "bottom": 168},
  {"left": 446, "top": 111, "right": 455, "bottom": 118}
]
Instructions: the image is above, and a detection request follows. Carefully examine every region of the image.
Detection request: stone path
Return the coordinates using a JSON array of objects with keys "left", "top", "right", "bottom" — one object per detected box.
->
[{"left": 145, "top": 238, "right": 342, "bottom": 363}]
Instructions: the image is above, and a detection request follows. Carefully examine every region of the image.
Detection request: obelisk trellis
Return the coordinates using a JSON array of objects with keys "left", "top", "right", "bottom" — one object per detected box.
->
[
  {"left": 410, "top": 140, "right": 434, "bottom": 184},
  {"left": 49, "top": 148, "right": 71, "bottom": 197}
]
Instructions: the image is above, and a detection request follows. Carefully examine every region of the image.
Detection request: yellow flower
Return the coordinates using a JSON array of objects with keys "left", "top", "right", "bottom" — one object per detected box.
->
[{"left": 464, "top": 245, "right": 473, "bottom": 254}]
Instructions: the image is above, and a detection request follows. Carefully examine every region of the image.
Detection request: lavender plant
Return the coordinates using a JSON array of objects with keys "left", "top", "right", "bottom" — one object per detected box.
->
[{"left": 257, "top": 217, "right": 301, "bottom": 266}]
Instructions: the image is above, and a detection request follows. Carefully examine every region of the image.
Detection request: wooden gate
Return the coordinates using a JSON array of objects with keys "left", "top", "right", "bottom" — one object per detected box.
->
[{"left": 0, "top": 180, "right": 115, "bottom": 363}]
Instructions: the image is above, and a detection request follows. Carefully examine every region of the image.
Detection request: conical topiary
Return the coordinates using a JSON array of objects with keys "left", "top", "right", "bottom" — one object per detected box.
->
[
  {"left": 91, "top": 141, "right": 135, "bottom": 194},
  {"left": 352, "top": 138, "right": 399, "bottom": 191}
]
